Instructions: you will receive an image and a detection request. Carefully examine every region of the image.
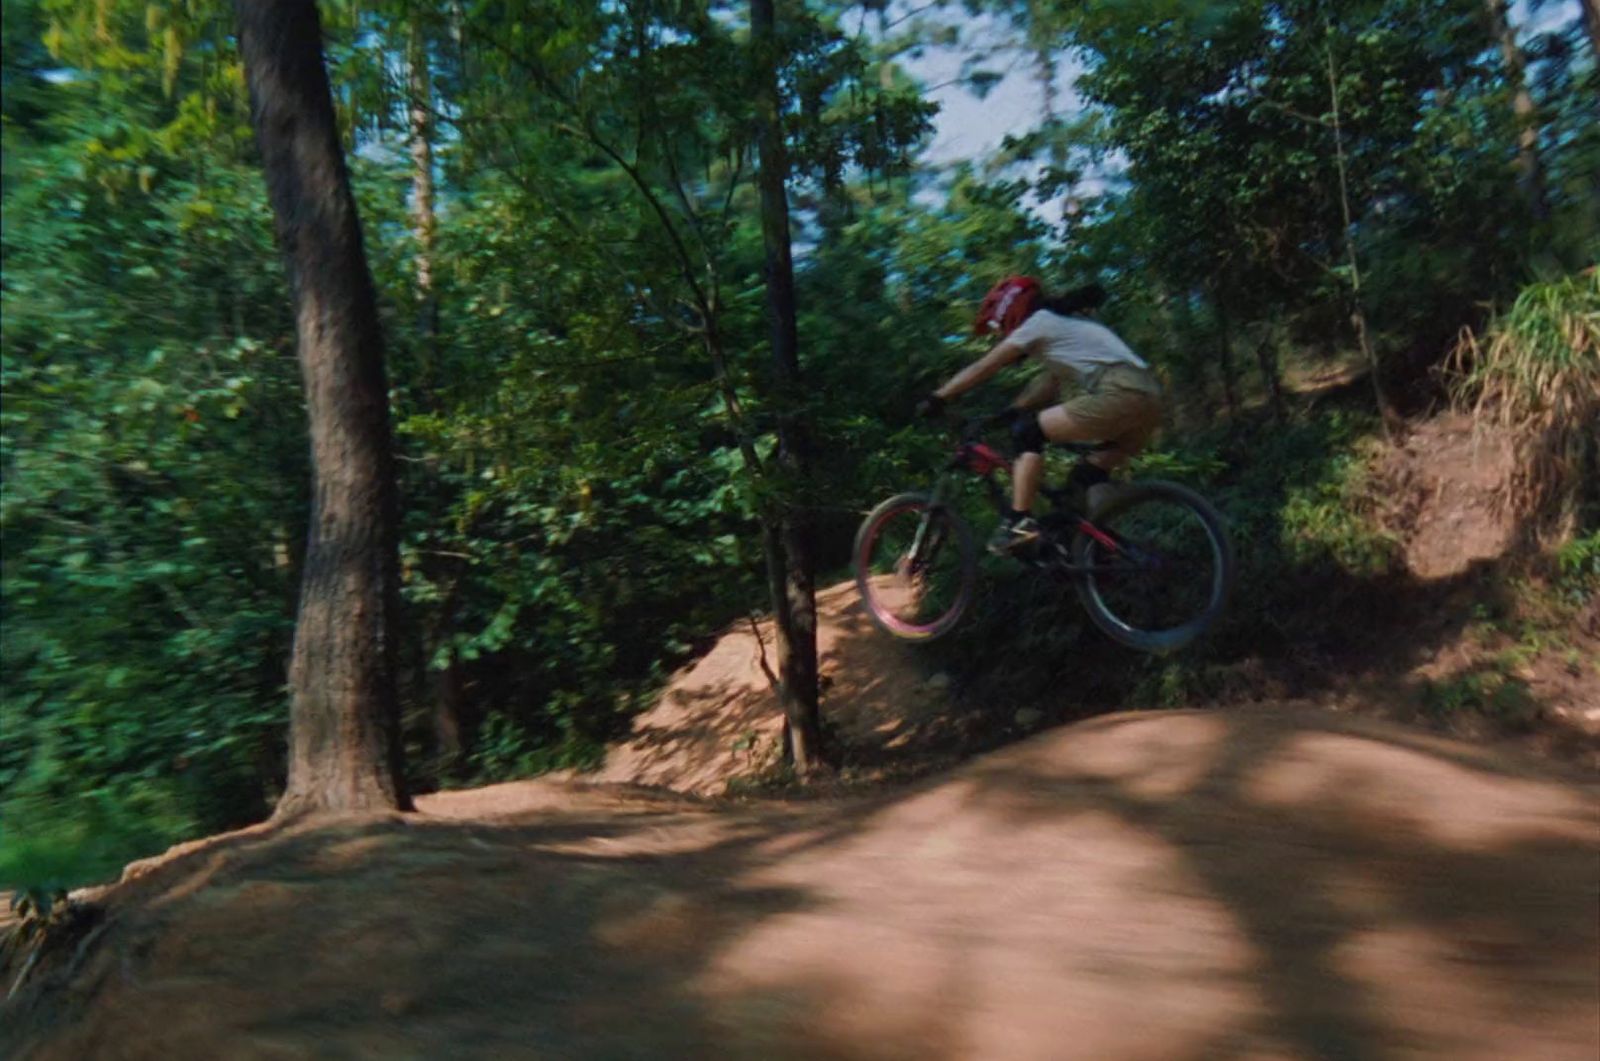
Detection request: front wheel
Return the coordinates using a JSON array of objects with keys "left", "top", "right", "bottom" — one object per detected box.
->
[
  {"left": 854, "top": 493, "right": 978, "bottom": 641},
  {"left": 1071, "top": 481, "right": 1234, "bottom": 654}
]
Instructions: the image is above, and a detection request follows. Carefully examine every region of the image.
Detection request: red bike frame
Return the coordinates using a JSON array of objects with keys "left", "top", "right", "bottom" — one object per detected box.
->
[{"left": 937, "top": 437, "right": 1123, "bottom": 555}]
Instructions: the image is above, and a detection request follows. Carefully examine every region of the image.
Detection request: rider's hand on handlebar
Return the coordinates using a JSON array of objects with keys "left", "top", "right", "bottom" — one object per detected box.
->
[{"left": 914, "top": 393, "right": 946, "bottom": 420}]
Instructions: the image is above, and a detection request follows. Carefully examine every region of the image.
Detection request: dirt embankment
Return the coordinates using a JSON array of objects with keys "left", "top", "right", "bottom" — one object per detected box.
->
[
  {"left": 1366, "top": 414, "right": 1599, "bottom": 748},
  {"left": 586, "top": 581, "right": 961, "bottom": 796},
  {"left": 1376, "top": 412, "right": 1518, "bottom": 580}
]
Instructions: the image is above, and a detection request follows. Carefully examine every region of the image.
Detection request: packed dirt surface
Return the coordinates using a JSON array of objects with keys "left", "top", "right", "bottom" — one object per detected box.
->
[
  {"left": 589, "top": 581, "right": 956, "bottom": 795},
  {"left": 5, "top": 707, "right": 1597, "bottom": 1060}
]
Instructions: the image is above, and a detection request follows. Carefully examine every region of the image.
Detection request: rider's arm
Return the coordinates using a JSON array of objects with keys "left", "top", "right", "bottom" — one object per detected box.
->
[
  {"left": 1011, "top": 371, "right": 1060, "bottom": 411},
  {"left": 932, "top": 340, "right": 1025, "bottom": 401}
]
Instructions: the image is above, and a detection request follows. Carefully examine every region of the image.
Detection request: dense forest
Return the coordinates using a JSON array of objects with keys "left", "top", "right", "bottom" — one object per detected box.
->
[{"left": 3, "top": 0, "right": 1596, "bottom": 889}]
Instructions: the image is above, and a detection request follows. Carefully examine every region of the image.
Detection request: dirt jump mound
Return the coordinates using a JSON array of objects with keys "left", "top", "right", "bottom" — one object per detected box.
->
[{"left": 4, "top": 707, "right": 1596, "bottom": 1060}]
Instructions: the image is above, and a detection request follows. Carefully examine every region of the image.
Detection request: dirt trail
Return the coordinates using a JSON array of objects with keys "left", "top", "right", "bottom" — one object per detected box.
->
[{"left": 5, "top": 707, "right": 1596, "bottom": 1060}]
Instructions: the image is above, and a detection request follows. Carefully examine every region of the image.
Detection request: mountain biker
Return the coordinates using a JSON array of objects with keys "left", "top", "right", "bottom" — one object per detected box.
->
[{"left": 916, "top": 277, "right": 1164, "bottom": 554}]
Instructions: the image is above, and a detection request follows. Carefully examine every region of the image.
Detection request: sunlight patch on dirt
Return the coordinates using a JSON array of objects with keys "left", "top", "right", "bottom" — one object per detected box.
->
[
  {"left": 998, "top": 711, "right": 1230, "bottom": 799},
  {"left": 1243, "top": 730, "right": 1596, "bottom": 847}
]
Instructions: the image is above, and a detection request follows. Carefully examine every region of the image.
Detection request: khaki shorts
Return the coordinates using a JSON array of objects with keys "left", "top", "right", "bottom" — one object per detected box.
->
[{"left": 1060, "top": 363, "right": 1163, "bottom": 455}]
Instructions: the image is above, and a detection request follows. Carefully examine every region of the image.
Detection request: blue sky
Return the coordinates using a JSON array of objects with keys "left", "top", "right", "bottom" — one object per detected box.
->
[{"left": 900, "top": 0, "right": 1583, "bottom": 171}]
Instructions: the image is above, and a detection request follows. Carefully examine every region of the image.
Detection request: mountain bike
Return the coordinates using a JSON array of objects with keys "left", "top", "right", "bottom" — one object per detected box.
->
[{"left": 853, "top": 416, "right": 1233, "bottom": 653}]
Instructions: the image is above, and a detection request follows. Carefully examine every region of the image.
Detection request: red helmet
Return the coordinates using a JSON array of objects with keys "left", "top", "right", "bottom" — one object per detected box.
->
[{"left": 974, "top": 276, "right": 1041, "bottom": 337}]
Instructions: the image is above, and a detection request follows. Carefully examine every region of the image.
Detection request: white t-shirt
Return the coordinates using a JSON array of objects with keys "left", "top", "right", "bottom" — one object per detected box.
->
[{"left": 1007, "top": 309, "right": 1147, "bottom": 385}]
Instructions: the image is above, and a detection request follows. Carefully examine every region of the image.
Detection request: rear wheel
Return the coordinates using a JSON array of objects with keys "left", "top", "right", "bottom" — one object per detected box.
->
[
  {"left": 1071, "top": 481, "right": 1233, "bottom": 654},
  {"left": 854, "top": 493, "right": 977, "bottom": 641}
]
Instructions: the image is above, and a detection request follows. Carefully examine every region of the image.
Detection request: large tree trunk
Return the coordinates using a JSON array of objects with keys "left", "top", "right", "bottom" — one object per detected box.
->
[
  {"left": 1484, "top": 0, "right": 1549, "bottom": 220},
  {"left": 751, "top": 0, "right": 822, "bottom": 773},
  {"left": 236, "top": 0, "right": 410, "bottom": 818}
]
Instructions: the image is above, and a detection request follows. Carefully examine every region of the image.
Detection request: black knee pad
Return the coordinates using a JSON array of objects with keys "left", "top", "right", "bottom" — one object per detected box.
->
[
  {"left": 1066, "top": 461, "right": 1110, "bottom": 491},
  {"left": 1011, "top": 412, "right": 1047, "bottom": 455}
]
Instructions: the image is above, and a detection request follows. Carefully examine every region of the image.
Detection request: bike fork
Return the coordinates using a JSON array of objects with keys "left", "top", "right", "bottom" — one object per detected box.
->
[{"left": 908, "top": 480, "right": 953, "bottom": 564}]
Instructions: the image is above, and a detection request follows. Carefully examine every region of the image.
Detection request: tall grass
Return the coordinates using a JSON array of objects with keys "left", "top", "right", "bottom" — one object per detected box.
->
[{"left": 1449, "top": 271, "right": 1600, "bottom": 536}]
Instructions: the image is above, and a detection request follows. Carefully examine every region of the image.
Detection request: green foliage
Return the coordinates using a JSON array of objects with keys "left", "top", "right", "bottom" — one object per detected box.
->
[
  {"left": 989, "top": 0, "right": 1597, "bottom": 409},
  {"left": 1276, "top": 443, "right": 1402, "bottom": 577},
  {"left": 1418, "top": 667, "right": 1540, "bottom": 733},
  {"left": 2, "top": 5, "right": 304, "bottom": 879},
  {"left": 924, "top": 405, "right": 1401, "bottom": 706},
  {"left": 0, "top": 790, "right": 190, "bottom": 892},
  {"left": 1553, "top": 530, "right": 1600, "bottom": 606},
  {"left": 1196, "top": 409, "right": 1411, "bottom": 666},
  {"left": 4, "top": 0, "right": 1595, "bottom": 887}
]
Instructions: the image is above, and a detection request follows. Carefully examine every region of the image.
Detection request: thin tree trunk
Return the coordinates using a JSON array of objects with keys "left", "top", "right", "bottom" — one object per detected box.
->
[
  {"left": 1254, "top": 333, "right": 1286, "bottom": 423},
  {"left": 408, "top": 26, "right": 440, "bottom": 366},
  {"left": 701, "top": 314, "right": 818, "bottom": 770},
  {"left": 1035, "top": 44, "right": 1070, "bottom": 180},
  {"left": 236, "top": 0, "right": 410, "bottom": 818},
  {"left": 406, "top": 25, "right": 460, "bottom": 764},
  {"left": 1484, "top": 0, "right": 1549, "bottom": 219},
  {"left": 433, "top": 653, "right": 464, "bottom": 767},
  {"left": 417, "top": 574, "right": 465, "bottom": 772},
  {"left": 1324, "top": 39, "right": 1399, "bottom": 437},
  {"left": 1036, "top": 46, "right": 1058, "bottom": 126},
  {"left": 1583, "top": 0, "right": 1600, "bottom": 63},
  {"left": 1168, "top": 287, "right": 1207, "bottom": 430},
  {"left": 1215, "top": 296, "right": 1239, "bottom": 417},
  {"left": 748, "top": 0, "right": 823, "bottom": 773}
]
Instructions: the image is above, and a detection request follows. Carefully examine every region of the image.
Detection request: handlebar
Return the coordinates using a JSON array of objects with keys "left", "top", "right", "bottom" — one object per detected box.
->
[{"left": 938, "top": 409, "right": 1017, "bottom": 442}]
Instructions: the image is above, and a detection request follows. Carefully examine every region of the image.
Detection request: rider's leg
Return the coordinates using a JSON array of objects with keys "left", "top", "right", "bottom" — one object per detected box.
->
[
  {"left": 1007, "top": 411, "right": 1050, "bottom": 514},
  {"left": 1008, "top": 401, "right": 1122, "bottom": 514},
  {"left": 1027, "top": 407, "right": 1110, "bottom": 513},
  {"left": 995, "top": 370, "right": 1161, "bottom": 551},
  {"left": 1038, "top": 391, "right": 1157, "bottom": 456},
  {"left": 1011, "top": 452, "right": 1043, "bottom": 512},
  {"left": 1041, "top": 372, "right": 1163, "bottom": 512},
  {"left": 992, "top": 417, "right": 1048, "bottom": 554},
  {"left": 1017, "top": 403, "right": 1107, "bottom": 505}
]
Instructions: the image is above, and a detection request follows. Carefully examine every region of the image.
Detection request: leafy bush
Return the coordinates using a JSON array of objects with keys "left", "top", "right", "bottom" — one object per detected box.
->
[
  {"left": 1553, "top": 530, "right": 1600, "bottom": 607},
  {"left": 0, "top": 788, "right": 193, "bottom": 893},
  {"left": 1276, "top": 440, "right": 1404, "bottom": 578},
  {"left": 1449, "top": 272, "right": 1600, "bottom": 534},
  {"left": 1418, "top": 667, "right": 1541, "bottom": 733},
  {"left": 460, "top": 703, "right": 608, "bottom": 786}
]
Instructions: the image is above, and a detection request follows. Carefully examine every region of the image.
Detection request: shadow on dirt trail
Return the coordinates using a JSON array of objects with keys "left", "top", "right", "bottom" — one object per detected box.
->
[{"left": 5, "top": 708, "right": 1596, "bottom": 1061}]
